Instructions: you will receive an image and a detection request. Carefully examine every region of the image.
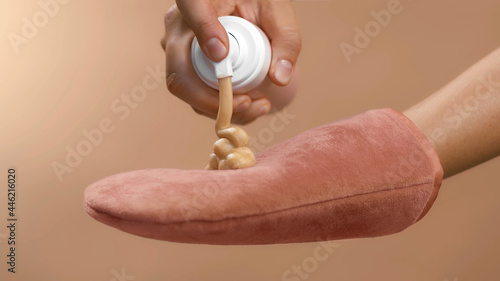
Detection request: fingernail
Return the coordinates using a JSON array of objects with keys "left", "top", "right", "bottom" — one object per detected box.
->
[
  {"left": 258, "top": 104, "right": 271, "bottom": 117},
  {"left": 234, "top": 99, "right": 251, "bottom": 112},
  {"left": 205, "top": 38, "right": 227, "bottom": 61},
  {"left": 274, "top": 60, "right": 293, "bottom": 85},
  {"left": 236, "top": 101, "right": 251, "bottom": 112},
  {"left": 233, "top": 95, "right": 250, "bottom": 112}
]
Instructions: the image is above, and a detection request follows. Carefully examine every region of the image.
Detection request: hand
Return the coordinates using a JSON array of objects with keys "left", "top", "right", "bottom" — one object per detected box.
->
[
  {"left": 85, "top": 108, "right": 443, "bottom": 244},
  {"left": 161, "top": 0, "right": 302, "bottom": 124}
]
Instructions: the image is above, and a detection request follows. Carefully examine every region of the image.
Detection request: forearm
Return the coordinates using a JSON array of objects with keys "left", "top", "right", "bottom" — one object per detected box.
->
[{"left": 404, "top": 48, "right": 500, "bottom": 178}]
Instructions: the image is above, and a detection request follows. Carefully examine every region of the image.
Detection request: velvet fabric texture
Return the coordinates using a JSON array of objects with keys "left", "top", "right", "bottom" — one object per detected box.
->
[{"left": 84, "top": 108, "right": 443, "bottom": 245}]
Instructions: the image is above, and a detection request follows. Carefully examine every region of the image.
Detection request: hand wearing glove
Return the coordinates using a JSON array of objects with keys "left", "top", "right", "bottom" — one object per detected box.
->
[
  {"left": 85, "top": 15, "right": 500, "bottom": 244},
  {"left": 84, "top": 108, "right": 442, "bottom": 244}
]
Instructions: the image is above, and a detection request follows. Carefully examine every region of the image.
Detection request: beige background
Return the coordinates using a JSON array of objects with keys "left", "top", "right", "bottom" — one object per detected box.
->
[{"left": 1, "top": 0, "right": 500, "bottom": 280}]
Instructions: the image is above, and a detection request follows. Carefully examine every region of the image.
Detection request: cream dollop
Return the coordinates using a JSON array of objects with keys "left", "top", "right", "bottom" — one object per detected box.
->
[
  {"left": 205, "top": 77, "right": 256, "bottom": 170},
  {"left": 206, "top": 126, "right": 255, "bottom": 170}
]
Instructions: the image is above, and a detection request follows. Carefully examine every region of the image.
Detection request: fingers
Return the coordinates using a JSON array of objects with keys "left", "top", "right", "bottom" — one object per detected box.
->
[
  {"left": 259, "top": 0, "right": 302, "bottom": 86},
  {"left": 176, "top": 0, "right": 230, "bottom": 62},
  {"left": 163, "top": 2, "right": 276, "bottom": 124},
  {"left": 231, "top": 98, "right": 271, "bottom": 125},
  {"left": 164, "top": 14, "right": 261, "bottom": 122},
  {"left": 164, "top": 6, "right": 220, "bottom": 115},
  {"left": 161, "top": 5, "right": 179, "bottom": 51}
]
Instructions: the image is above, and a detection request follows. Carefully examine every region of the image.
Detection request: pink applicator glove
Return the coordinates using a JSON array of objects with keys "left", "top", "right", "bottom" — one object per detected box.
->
[{"left": 84, "top": 108, "right": 443, "bottom": 245}]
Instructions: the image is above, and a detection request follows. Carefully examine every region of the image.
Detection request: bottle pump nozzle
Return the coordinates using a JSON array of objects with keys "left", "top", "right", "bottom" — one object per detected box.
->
[
  {"left": 213, "top": 33, "right": 240, "bottom": 79},
  {"left": 191, "top": 16, "right": 271, "bottom": 94}
]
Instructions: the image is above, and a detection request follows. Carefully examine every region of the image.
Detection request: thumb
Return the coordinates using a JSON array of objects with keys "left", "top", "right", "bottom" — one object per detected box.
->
[
  {"left": 176, "top": 0, "right": 229, "bottom": 62},
  {"left": 260, "top": 1, "right": 302, "bottom": 86}
]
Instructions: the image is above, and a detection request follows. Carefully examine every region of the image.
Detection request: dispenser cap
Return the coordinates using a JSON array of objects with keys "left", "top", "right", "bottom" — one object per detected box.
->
[{"left": 191, "top": 16, "right": 272, "bottom": 94}]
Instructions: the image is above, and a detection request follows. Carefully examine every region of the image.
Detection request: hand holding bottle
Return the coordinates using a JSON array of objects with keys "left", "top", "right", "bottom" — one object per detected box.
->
[{"left": 161, "top": 0, "right": 302, "bottom": 124}]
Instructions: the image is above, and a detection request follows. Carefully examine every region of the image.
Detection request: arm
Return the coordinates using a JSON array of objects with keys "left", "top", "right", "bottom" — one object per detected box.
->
[
  {"left": 85, "top": 45, "right": 499, "bottom": 245},
  {"left": 404, "top": 48, "right": 500, "bottom": 178}
]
